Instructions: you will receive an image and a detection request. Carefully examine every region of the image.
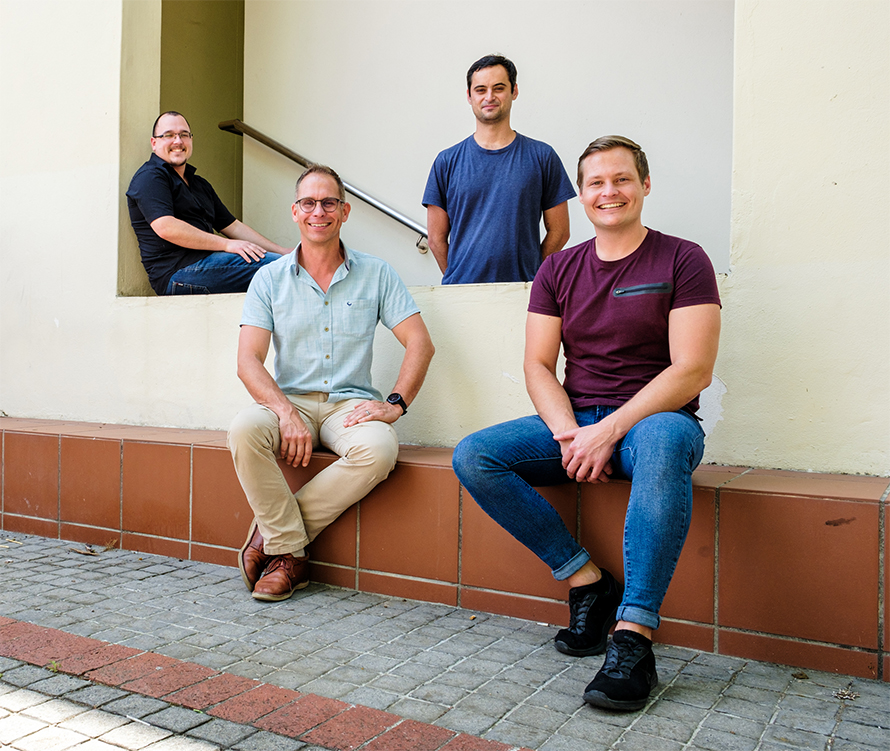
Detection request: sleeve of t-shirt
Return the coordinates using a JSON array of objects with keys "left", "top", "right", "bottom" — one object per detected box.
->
[
  {"left": 128, "top": 169, "right": 176, "bottom": 225},
  {"left": 672, "top": 244, "right": 722, "bottom": 310},
  {"left": 378, "top": 262, "right": 421, "bottom": 330},
  {"left": 528, "top": 256, "right": 562, "bottom": 317},
  {"left": 240, "top": 268, "right": 275, "bottom": 331},
  {"left": 421, "top": 152, "right": 448, "bottom": 210},
  {"left": 540, "top": 146, "right": 577, "bottom": 211}
]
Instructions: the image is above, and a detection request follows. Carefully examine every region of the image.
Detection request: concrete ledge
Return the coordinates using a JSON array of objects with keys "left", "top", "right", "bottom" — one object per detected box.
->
[{"left": 1, "top": 417, "right": 887, "bottom": 681}]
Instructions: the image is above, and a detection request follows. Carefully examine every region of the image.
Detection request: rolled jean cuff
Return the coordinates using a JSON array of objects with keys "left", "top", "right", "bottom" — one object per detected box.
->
[
  {"left": 552, "top": 548, "right": 591, "bottom": 581},
  {"left": 616, "top": 605, "right": 661, "bottom": 631}
]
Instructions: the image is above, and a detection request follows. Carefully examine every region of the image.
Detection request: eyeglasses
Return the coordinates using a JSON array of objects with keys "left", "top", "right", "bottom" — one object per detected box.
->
[
  {"left": 153, "top": 131, "right": 193, "bottom": 140},
  {"left": 295, "top": 197, "right": 344, "bottom": 213}
]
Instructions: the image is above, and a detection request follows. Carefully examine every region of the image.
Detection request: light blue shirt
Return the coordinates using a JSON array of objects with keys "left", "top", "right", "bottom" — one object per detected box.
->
[{"left": 241, "top": 246, "right": 420, "bottom": 402}]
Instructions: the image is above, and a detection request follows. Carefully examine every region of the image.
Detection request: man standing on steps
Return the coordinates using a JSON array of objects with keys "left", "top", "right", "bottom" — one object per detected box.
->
[
  {"left": 229, "top": 164, "right": 435, "bottom": 602},
  {"left": 422, "top": 54, "right": 576, "bottom": 284},
  {"left": 127, "top": 111, "right": 291, "bottom": 295},
  {"left": 452, "top": 136, "right": 721, "bottom": 711}
]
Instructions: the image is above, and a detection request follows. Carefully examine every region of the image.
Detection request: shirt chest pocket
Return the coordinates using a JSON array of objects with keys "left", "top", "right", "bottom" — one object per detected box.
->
[
  {"left": 612, "top": 282, "right": 673, "bottom": 298},
  {"left": 340, "top": 299, "right": 378, "bottom": 338}
]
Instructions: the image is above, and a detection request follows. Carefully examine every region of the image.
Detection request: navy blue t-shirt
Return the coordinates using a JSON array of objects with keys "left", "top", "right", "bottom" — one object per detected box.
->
[
  {"left": 126, "top": 153, "right": 236, "bottom": 294},
  {"left": 423, "top": 133, "right": 575, "bottom": 284}
]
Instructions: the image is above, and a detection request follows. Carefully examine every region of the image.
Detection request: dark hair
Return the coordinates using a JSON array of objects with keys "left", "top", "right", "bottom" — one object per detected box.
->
[
  {"left": 576, "top": 135, "right": 649, "bottom": 188},
  {"left": 466, "top": 54, "right": 517, "bottom": 93},
  {"left": 152, "top": 111, "right": 190, "bottom": 137},
  {"left": 295, "top": 164, "right": 346, "bottom": 201}
]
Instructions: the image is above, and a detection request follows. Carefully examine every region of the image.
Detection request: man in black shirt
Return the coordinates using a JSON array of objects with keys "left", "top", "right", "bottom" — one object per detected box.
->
[{"left": 127, "top": 111, "right": 291, "bottom": 295}]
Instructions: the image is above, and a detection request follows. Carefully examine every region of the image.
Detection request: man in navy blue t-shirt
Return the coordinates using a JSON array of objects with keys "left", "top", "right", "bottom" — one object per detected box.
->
[
  {"left": 127, "top": 111, "right": 291, "bottom": 295},
  {"left": 422, "top": 55, "right": 576, "bottom": 284}
]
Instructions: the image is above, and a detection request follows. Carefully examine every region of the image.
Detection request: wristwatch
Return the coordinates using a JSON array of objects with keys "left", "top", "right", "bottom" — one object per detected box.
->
[{"left": 386, "top": 393, "right": 408, "bottom": 415}]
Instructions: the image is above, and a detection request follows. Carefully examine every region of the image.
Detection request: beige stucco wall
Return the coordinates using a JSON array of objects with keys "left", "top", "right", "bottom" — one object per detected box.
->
[{"left": 0, "top": 0, "right": 887, "bottom": 476}]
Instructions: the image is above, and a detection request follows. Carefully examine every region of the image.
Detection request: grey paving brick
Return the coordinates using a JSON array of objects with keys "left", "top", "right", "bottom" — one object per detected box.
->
[
  {"left": 102, "top": 693, "right": 171, "bottom": 719},
  {"left": 484, "top": 718, "right": 553, "bottom": 749},
  {"left": 834, "top": 718, "right": 890, "bottom": 748},
  {"left": 772, "top": 707, "right": 835, "bottom": 735},
  {"left": 387, "top": 696, "right": 450, "bottom": 723},
  {"left": 187, "top": 716, "right": 257, "bottom": 745},
  {"left": 762, "top": 723, "right": 835, "bottom": 749},
  {"left": 632, "top": 712, "right": 698, "bottom": 742},
  {"left": 617, "top": 729, "right": 686, "bottom": 751},
  {"left": 539, "top": 734, "right": 611, "bottom": 751},
  {"left": 0, "top": 665, "right": 56, "bottom": 687},
  {"left": 28, "top": 674, "right": 91, "bottom": 696},
  {"left": 147, "top": 705, "right": 213, "bottom": 733},
  {"left": 550, "top": 713, "right": 624, "bottom": 744},
  {"left": 233, "top": 728, "right": 307, "bottom": 750},
  {"left": 436, "top": 706, "right": 499, "bottom": 736},
  {"left": 340, "top": 686, "right": 399, "bottom": 710},
  {"left": 63, "top": 684, "right": 129, "bottom": 708},
  {"left": 713, "top": 696, "right": 775, "bottom": 722}
]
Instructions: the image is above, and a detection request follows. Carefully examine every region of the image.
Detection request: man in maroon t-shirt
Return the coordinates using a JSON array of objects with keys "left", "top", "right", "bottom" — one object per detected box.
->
[{"left": 453, "top": 136, "right": 721, "bottom": 711}]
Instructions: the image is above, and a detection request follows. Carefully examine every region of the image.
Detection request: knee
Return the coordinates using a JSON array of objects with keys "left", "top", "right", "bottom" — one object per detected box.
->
[
  {"left": 345, "top": 426, "right": 399, "bottom": 475},
  {"left": 228, "top": 405, "right": 278, "bottom": 454},
  {"left": 452, "top": 434, "right": 480, "bottom": 480}
]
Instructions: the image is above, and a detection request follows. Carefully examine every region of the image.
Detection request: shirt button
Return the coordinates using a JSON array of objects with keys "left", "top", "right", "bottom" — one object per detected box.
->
[
  {"left": 324, "top": 380, "right": 328, "bottom": 384},
  {"left": 324, "top": 301, "right": 329, "bottom": 306},
  {"left": 325, "top": 355, "right": 330, "bottom": 359},
  {"left": 324, "top": 327, "right": 329, "bottom": 331}
]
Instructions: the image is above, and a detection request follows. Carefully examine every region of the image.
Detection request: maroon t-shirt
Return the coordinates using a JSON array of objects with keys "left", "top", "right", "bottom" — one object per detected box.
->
[{"left": 529, "top": 229, "right": 721, "bottom": 414}]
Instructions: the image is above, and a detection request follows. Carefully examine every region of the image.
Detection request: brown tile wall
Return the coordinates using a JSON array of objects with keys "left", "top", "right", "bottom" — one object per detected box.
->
[{"left": 1, "top": 417, "right": 888, "bottom": 681}]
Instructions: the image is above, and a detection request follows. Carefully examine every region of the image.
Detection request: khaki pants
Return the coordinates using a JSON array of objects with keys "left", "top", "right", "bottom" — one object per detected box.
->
[{"left": 228, "top": 393, "right": 399, "bottom": 555}]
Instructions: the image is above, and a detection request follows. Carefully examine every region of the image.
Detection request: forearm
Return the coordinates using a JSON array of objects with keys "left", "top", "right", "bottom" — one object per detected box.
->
[
  {"left": 237, "top": 353, "right": 295, "bottom": 420},
  {"left": 390, "top": 337, "right": 435, "bottom": 406},
  {"left": 223, "top": 220, "right": 292, "bottom": 255},
  {"left": 525, "top": 361, "right": 578, "bottom": 435},
  {"left": 428, "top": 235, "right": 449, "bottom": 274},
  {"left": 151, "top": 216, "right": 228, "bottom": 251},
  {"left": 540, "top": 226, "right": 570, "bottom": 260}
]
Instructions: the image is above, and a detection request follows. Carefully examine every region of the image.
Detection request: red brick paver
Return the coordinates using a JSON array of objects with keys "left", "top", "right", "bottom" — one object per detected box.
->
[
  {"left": 302, "top": 705, "right": 400, "bottom": 750},
  {"left": 55, "top": 644, "right": 142, "bottom": 675},
  {"left": 121, "top": 661, "right": 218, "bottom": 698},
  {"left": 209, "top": 683, "right": 302, "bottom": 724},
  {"left": 363, "top": 719, "right": 457, "bottom": 751},
  {"left": 441, "top": 735, "right": 514, "bottom": 751},
  {"left": 256, "top": 693, "right": 349, "bottom": 738},
  {"left": 165, "top": 672, "right": 259, "bottom": 710},
  {"left": 18, "top": 631, "right": 101, "bottom": 666},
  {"left": 86, "top": 651, "right": 180, "bottom": 686}
]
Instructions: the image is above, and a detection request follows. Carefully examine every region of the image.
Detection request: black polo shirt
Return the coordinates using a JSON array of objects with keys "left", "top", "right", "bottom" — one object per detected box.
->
[{"left": 126, "top": 153, "right": 237, "bottom": 294}]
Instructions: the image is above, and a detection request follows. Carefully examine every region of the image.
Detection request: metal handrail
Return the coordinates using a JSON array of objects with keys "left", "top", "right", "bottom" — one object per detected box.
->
[{"left": 219, "top": 119, "right": 429, "bottom": 251}]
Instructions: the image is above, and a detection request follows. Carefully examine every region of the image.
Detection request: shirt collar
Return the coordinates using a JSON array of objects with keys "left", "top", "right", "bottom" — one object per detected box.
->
[
  {"left": 291, "top": 243, "right": 353, "bottom": 276},
  {"left": 149, "top": 152, "right": 197, "bottom": 180}
]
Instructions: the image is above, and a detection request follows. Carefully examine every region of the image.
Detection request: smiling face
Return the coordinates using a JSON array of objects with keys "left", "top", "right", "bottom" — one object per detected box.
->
[
  {"left": 292, "top": 173, "right": 350, "bottom": 245},
  {"left": 578, "top": 147, "right": 651, "bottom": 233},
  {"left": 467, "top": 65, "right": 518, "bottom": 125},
  {"left": 150, "top": 113, "right": 193, "bottom": 170}
]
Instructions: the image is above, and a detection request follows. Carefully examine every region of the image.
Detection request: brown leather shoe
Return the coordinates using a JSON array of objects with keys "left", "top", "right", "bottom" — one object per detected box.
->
[
  {"left": 252, "top": 553, "right": 310, "bottom": 601},
  {"left": 238, "top": 519, "right": 272, "bottom": 592}
]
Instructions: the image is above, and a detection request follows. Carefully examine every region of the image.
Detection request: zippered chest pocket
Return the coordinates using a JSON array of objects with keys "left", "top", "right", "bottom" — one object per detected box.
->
[{"left": 613, "top": 282, "right": 673, "bottom": 297}]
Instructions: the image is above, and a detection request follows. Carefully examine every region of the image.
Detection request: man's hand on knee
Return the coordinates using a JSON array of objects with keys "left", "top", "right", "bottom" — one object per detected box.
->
[
  {"left": 553, "top": 424, "right": 617, "bottom": 483},
  {"left": 279, "top": 409, "right": 313, "bottom": 467},
  {"left": 342, "top": 400, "right": 401, "bottom": 427}
]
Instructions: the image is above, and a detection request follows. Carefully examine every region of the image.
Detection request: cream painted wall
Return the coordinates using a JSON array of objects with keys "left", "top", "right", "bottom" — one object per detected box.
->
[{"left": 0, "top": 0, "right": 887, "bottom": 476}]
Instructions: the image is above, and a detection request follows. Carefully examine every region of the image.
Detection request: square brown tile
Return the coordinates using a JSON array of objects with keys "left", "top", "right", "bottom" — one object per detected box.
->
[
  {"left": 718, "top": 630, "right": 878, "bottom": 680},
  {"left": 2, "top": 514, "right": 58, "bottom": 538},
  {"left": 718, "top": 492, "right": 879, "bottom": 648},
  {"left": 311, "top": 562, "right": 357, "bottom": 589},
  {"left": 60, "top": 437, "right": 122, "bottom": 528},
  {"left": 720, "top": 469, "right": 889, "bottom": 501},
  {"left": 460, "top": 588, "right": 567, "bottom": 627},
  {"left": 3, "top": 432, "right": 59, "bottom": 519},
  {"left": 309, "top": 504, "right": 357, "bottom": 567},
  {"left": 192, "top": 446, "right": 251, "bottom": 548},
  {"left": 359, "top": 572, "right": 457, "bottom": 607},
  {"left": 579, "top": 480, "right": 630, "bottom": 580},
  {"left": 359, "top": 462, "right": 459, "bottom": 582},
  {"left": 122, "top": 442, "right": 190, "bottom": 539},
  {"left": 60, "top": 523, "right": 121, "bottom": 551},
  {"left": 121, "top": 533, "right": 189, "bottom": 560},
  {"left": 191, "top": 543, "right": 238, "bottom": 568},
  {"left": 656, "top": 620, "right": 715, "bottom": 652},
  {"left": 460, "top": 483, "right": 576, "bottom": 600}
]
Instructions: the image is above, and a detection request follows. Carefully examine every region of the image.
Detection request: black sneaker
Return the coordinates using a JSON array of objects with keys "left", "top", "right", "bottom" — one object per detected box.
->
[
  {"left": 554, "top": 569, "right": 622, "bottom": 656},
  {"left": 583, "top": 629, "right": 658, "bottom": 711}
]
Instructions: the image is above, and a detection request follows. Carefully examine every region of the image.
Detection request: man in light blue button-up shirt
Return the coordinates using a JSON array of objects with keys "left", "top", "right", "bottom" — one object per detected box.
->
[{"left": 229, "top": 165, "right": 435, "bottom": 602}]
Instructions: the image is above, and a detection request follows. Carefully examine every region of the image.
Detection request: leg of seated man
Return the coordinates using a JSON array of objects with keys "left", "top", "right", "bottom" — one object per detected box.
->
[
  {"left": 453, "top": 407, "right": 623, "bottom": 658},
  {"left": 228, "top": 397, "right": 319, "bottom": 600},
  {"left": 583, "top": 410, "right": 705, "bottom": 711},
  {"left": 166, "top": 251, "right": 282, "bottom": 295},
  {"left": 296, "top": 397, "right": 400, "bottom": 543}
]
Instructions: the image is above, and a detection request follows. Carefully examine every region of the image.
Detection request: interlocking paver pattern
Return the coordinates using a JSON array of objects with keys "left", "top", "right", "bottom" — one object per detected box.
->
[{"left": 0, "top": 533, "right": 886, "bottom": 751}]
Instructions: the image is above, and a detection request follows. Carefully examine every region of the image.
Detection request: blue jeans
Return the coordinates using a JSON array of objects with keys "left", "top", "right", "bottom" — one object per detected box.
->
[
  {"left": 165, "top": 251, "right": 283, "bottom": 295},
  {"left": 452, "top": 407, "right": 705, "bottom": 630}
]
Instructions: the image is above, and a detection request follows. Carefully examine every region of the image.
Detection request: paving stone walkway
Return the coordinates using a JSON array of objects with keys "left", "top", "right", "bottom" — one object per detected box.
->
[{"left": 0, "top": 533, "right": 886, "bottom": 750}]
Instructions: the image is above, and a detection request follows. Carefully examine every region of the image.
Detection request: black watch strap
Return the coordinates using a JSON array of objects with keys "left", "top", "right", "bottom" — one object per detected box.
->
[{"left": 386, "top": 392, "right": 408, "bottom": 415}]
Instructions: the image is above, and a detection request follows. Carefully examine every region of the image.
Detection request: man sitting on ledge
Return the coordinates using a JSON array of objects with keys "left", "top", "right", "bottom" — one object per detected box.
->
[
  {"left": 127, "top": 111, "right": 291, "bottom": 295},
  {"left": 452, "top": 136, "right": 721, "bottom": 711},
  {"left": 229, "top": 164, "right": 435, "bottom": 601}
]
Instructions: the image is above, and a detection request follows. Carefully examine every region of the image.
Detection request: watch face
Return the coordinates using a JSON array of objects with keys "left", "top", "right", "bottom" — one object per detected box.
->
[{"left": 387, "top": 394, "right": 401, "bottom": 404}]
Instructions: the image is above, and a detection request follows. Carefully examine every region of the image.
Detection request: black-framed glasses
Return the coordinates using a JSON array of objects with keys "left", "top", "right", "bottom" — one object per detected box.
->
[
  {"left": 154, "top": 131, "right": 193, "bottom": 140},
  {"left": 296, "top": 197, "right": 343, "bottom": 213}
]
